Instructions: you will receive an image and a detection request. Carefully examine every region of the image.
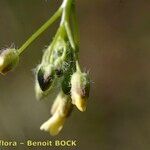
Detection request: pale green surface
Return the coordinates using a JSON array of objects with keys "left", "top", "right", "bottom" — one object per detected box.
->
[{"left": 0, "top": 0, "right": 150, "bottom": 150}]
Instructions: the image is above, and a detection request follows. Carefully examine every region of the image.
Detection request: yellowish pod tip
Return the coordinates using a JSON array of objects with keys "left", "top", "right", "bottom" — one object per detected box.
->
[
  {"left": 76, "top": 100, "right": 86, "bottom": 112},
  {"left": 72, "top": 94, "right": 87, "bottom": 112}
]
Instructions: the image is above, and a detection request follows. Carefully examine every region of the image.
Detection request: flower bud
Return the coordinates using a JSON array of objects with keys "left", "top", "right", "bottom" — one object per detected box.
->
[
  {"left": 71, "top": 71, "right": 90, "bottom": 112},
  {"left": 0, "top": 48, "right": 19, "bottom": 75},
  {"left": 41, "top": 91, "right": 73, "bottom": 135},
  {"left": 37, "top": 64, "right": 55, "bottom": 91},
  {"left": 40, "top": 113, "right": 66, "bottom": 136},
  {"left": 51, "top": 91, "right": 73, "bottom": 116},
  {"left": 51, "top": 91, "right": 62, "bottom": 115}
]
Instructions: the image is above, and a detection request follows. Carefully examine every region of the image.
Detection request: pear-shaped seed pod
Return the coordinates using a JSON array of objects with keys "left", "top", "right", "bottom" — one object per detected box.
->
[
  {"left": 71, "top": 71, "right": 90, "bottom": 112},
  {"left": 37, "top": 64, "right": 55, "bottom": 91},
  {"left": 0, "top": 48, "right": 19, "bottom": 75}
]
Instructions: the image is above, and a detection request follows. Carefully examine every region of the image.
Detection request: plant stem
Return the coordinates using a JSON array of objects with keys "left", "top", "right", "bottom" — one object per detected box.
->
[
  {"left": 18, "top": 7, "right": 62, "bottom": 55},
  {"left": 65, "top": 21, "right": 76, "bottom": 50},
  {"left": 61, "top": 0, "right": 81, "bottom": 71},
  {"left": 46, "top": 0, "right": 77, "bottom": 63},
  {"left": 49, "top": 26, "right": 65, "bottom": 63},
  {"left": 76, "top": 60, "right": 81, "bottom": 72},
  {"left": 61, "top": 0, "right": 76, "bottom": 50},
  {"left": 18, "top": 0, "right": 77, "bottom": 58},
  {"left": 71, "top": 3, "right": 80, "bottom": 48}
]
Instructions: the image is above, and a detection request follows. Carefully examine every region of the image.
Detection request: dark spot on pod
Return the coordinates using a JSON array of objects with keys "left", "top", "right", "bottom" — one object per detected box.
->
[
  {"left": 0, "top": 49, "right": 19, "bottom": 75},
  {"left": 79, "top": 75, "right": 90, "bottom": 98},
  {"left": 80, "top": 87, "right": 89, "bottom": 99},
  {"left": 37, "top": 68, "right": 54, "bottom": 91},
  {"left": 84, "top": 83, "right": 90, "bottom": 98},
  {"left": 1, "top": 63, "right": 14, "bottom": 75},
  {"left": 55, "top": 69, "right": 63, "bottom": 77}
]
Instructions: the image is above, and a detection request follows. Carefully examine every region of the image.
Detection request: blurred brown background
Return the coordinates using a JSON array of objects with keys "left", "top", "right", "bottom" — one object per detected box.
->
[{"left": 0, "top": 0, "right": 150, "bottom": 150}]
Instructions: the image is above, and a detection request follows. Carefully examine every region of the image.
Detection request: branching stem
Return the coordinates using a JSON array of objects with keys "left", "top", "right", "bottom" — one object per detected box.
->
[{"left": 18, "top": 7, "right": 62, "bottom": 55}]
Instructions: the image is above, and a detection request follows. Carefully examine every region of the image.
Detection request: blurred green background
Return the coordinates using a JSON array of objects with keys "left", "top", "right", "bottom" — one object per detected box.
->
[{"left": 0, "top": 0, "right": 150, "bottom": 150}]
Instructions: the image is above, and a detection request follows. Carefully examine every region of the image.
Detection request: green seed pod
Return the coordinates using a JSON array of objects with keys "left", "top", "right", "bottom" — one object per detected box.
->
[
  {"left": 0, "top": 48, "right": 19, "bottom": 75},
  {"left": 61, "top": 49, "right": 76, "bottom": 95},
  {"left": 35, "top": 65, "right": 59, "bottom": 100},
  {"left": 37, "top": 64, "right": 55, "bottom": 91},
  {"left": 71, "top": 71, "right": 90, "bottom": 112},
  {"left": 61, "top": 71, "right": 72, "bottom": 95}
]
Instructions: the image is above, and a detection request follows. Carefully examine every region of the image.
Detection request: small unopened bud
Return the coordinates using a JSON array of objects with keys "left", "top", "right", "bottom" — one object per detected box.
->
[
  {"left": 0, "top": 48, "right": 19, "bottom": 75},
  {"left": 71, "top": 71, "right": 90, "bottom": 112},
  {"left": 37, "top": 64, "right": 55, "bottom": 91}
]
